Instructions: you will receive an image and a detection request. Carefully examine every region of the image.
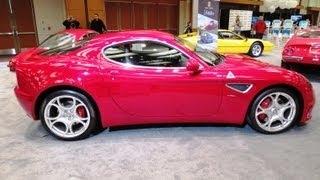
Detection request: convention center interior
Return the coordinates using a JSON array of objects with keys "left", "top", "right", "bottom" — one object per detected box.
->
[{"left": 0, "top": 0, "right": 320, "bottom": 179}]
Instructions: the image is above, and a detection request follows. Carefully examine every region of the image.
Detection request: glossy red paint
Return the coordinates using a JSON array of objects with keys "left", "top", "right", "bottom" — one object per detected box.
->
[
  {"left": 282, "top": 28, "right": 320, "bottom": 66},
  {"left": 14, "top": 30, "right": 315, "bottom": 130},
  {"left": 8, "top": 29, "right": 98, "bottom": 71}
]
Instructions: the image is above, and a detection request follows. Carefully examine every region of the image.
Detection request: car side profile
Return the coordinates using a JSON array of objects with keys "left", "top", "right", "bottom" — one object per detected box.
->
[
  {"left": 179, "top": 29, "right": 275, "bottom": 57},
  {"left": 14, "top": 30, "right": 314, "bottom": 140}
]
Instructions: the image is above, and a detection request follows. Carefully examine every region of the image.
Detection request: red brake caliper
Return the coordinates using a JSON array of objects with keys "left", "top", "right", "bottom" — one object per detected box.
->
[
  {"left": 258, "top": 98, "right": 271, "bottom": 121},
  {"left": 76, "top": 106, "right": 87, "bottom": 118}
]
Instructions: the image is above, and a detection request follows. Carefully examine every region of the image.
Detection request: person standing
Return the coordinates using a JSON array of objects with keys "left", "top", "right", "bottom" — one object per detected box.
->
[
  {"left": 254, "top": 16, "right": 266, "bottom": 39},
  {"left": 183, "top": 21, "right": 192, "bottom": 34},
  {"left": 62, "top": 16, "right": 80, "bottom": 29},
  {"left": 233, "top": 15, "right": 242, "bottom": 34},
  {"left": 90, "top": 13, "right": 107, "bottom": 34}
]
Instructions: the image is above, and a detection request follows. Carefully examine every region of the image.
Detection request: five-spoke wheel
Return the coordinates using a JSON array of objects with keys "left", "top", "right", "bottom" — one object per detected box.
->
[
  {"left": 248, "top": 42, "right": 263, "bottom": 57},
  {"left": 248, "top": 88, "right": 301, "bottom": 134},
  {"left": 40, "top": 90, "right": 97, "bottom": 140}
]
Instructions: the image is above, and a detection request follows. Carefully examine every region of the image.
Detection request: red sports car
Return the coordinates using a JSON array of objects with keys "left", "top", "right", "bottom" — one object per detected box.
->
[
  {"left": 7, "top": 29, "right": 98, "bottom": 71},
  {"left": 282, "top": 28, "right": 320, "bottom": 69},
  {"left": 14, "top": 30, "right": 315, "bottom": 140}
]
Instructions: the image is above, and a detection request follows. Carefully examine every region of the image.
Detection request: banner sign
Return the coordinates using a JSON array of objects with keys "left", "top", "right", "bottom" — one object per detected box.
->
[
  {"left": 228, "top": 10, "right": 253, "bottom": 31},
  {"left": 197, "top": 0, "right": 219, "bottom": 52}
]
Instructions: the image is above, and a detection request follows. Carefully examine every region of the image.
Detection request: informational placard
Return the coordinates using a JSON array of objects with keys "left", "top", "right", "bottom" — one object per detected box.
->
[
  {"left": 228, "top": 10, "right": 253, "bottom": 31},
  {"left": 197, "top": 0, "right": 219, "bottom": 52}
]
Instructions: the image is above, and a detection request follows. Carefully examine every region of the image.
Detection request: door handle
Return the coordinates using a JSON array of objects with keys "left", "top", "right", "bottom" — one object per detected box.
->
[{"left": 109, "top": 70, "right": 119, "bottom": 75}]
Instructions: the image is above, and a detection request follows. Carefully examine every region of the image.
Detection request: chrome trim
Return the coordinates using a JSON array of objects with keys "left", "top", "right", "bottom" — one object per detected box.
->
[
  {"left": 282, "top": 56, "right": 303, "bottom": 61},
  {"left": 0, "top": 48, "right": 16, "bottom": 55},
  {"left": 226, "top": 83, "right": 253, "bottom": 94},
  {"left": 311, "top": 44, "right": 320, "bottom": 49},
  {"left": 101, "top": 39, "right": 206, "bottom": 70},
  {"left": 0, "top": 32, "right": 14, "bottom": 35},
  {"left": 17, "top": 32, "right": 36, "bottom": 35},
  {"left": 8, "top": 0, "right": 13, "bottom": 13}
]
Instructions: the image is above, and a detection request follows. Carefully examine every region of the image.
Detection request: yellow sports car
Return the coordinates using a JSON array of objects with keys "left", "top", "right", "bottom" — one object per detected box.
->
[{"left": 179, "top": 29, "right": 274, "bottom": 57}]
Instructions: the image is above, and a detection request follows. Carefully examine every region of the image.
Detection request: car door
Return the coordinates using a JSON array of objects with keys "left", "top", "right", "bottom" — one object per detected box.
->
[
  {"left": 99, "top": 40, "right": 223, "bottom": 120},
  {"left": 218, "top": 31, "right": 250, "bottom": 54}
]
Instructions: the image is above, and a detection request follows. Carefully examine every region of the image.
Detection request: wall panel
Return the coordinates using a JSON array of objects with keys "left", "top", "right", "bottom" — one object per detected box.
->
[
  {"left": 104, "top": 0, "right": 179, "bottom": 34},
  {"left": 133, "top": 3, "right": 144, "bottom": 29},
  {"left": 105, "top": 2, "right": 119, "bottom": 31},
  {"left": 33, "top": 0, "right": 66, "bottom": 42},
  {"left": 146, "top": 4, "right": 157, "bottom": 29},
  {"left": 65, "top": 0, "right": 86, "bottom": 28},
  {"left": 120, "top": 2, "right": 132, "bottom": 30}
]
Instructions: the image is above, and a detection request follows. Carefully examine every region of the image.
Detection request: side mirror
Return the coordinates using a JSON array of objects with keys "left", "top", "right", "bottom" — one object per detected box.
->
[{"left": 186, "top": 59, "right": 200, "bottom": 74}]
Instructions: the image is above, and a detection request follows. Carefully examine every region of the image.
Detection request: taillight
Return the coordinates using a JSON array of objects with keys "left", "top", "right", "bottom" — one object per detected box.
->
[
  {"left": 283, "top": 47, "right": 295, "bottom": 55},
  {"left": 7, "top": 59, "right": 16, "bottom": 71},
  {"left": 310, "top": 44, "right": 320, "bottom": 54}
]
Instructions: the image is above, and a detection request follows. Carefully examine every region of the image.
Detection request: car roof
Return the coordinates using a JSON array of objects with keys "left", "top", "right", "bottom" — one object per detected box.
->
[
  {"left": 56, "top": 29, "right": 98, "bottom": 35},
  {"left": 90, "top": 30, "right": 175, "bottom": 44}
]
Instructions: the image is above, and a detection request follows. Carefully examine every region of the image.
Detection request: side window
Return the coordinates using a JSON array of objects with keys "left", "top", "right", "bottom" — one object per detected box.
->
[
  {"left": 219, "top": 32, "right": 242, "bottom": 40},
  {"left": 81, "top": 32, "right": 99, "bottom": 40},
  {"left": 103, "top": 41, "right": 188, "bottom": 67}
]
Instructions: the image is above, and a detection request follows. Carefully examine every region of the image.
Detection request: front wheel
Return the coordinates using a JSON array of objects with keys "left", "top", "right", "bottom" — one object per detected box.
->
[
  {"left": 247, "top": 88, "right": 301, "bottom": 134},
  {"left": 248, "top": 42, "right": 263, "bottom": 57},
  {"left": 40, "top": 90, "right": 97, "bottom": 141}
]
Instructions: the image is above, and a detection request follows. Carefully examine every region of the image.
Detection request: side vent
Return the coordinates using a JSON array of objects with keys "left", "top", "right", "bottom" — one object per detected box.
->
[{"left": 226, "top": 83, "right": 253, "bottom": 93}]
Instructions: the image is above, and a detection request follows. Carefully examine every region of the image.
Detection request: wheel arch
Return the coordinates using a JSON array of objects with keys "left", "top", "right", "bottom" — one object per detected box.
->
[
  {"left": 34, "top": 85, "right": 102, "bottom": 129},
  {"left": 245, "top": 83, "right": 304, "bottom": 124}
]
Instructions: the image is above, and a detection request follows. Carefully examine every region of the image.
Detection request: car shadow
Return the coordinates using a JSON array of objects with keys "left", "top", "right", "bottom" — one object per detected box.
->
[{"left": 295, "top": 68, "right": 320, "bottom": 83}]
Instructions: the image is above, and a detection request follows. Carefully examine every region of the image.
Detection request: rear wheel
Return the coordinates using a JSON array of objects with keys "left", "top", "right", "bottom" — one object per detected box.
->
[
  {"left": 40, "top": 90, "right": 97, "bottom": 141},
  {"left": 248, "top": 42, "right": 263, "bottom": 57},
  {"left": 247, "top": 88, "right": 301, "bottom": 134}
]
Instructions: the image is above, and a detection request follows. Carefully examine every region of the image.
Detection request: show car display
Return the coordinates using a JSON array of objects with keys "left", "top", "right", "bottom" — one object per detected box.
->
[
  {"left": 179, "top": 29, "right": 275, "bottom": 57},
  {"left": 7, "top": 29, "right": 98, "bottom": 71},
  {"left": 281, "top": 28, "right": 320, "bottom": 70},
  {"left": 14, "top": 30, "right": 314, "bottom": 140}
]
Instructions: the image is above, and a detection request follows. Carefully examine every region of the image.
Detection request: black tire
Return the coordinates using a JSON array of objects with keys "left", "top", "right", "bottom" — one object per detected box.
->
[
  {"left": 248, "top": 42, "right": 263, "bottom": 57},
  {"left": 247, "top": 88, "right": 301, "bottom": 134},
  {"left": 40, "top": 90, "right": 97, "bottom": 141}
]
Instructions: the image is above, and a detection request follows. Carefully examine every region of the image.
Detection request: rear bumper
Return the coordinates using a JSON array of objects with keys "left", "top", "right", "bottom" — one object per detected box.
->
[
  {"left": 282, "top": 56, "right": 320, "bottom": 66},
  {"left": 14, "top": 86, "right": 37, "bottom": 120}
]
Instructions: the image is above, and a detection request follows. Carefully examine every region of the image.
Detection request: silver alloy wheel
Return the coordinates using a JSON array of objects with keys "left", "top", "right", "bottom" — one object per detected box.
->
[
  {"left": 252, "top": 44, "right": 262, "bottom": 56},
  {"left": 44, "top": 95, "right": 91, "bottom": 138},
  {"left": 255, "top": 92, "right": 296, "bottom": 132}
]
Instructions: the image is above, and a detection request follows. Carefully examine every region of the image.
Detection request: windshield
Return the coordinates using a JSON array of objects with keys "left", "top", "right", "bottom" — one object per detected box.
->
[
  {"left": 175, "top": 36, "right": 223, "bottom": 66},
  {"left": 38, "top": 33, "right": 75, "bottom": 49},
  {"left": 296, "top": 30, "right": 320, "bottom": 38}
]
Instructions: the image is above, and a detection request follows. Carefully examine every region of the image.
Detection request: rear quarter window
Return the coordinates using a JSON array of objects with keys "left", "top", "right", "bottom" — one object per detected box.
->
[{"left": 39, "top": 40, "right": 88, "bottom": 56}]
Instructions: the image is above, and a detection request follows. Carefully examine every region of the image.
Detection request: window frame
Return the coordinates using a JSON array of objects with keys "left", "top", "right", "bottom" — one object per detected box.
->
[
  {"left": 218, "top": 31, "right": 244, "bottom": 40},
  {"left": 101, "top": 39, "right": 195, "bottom": 69},
  {"left": 38, "top": 33, "right": 76, "bottom": 50}
]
